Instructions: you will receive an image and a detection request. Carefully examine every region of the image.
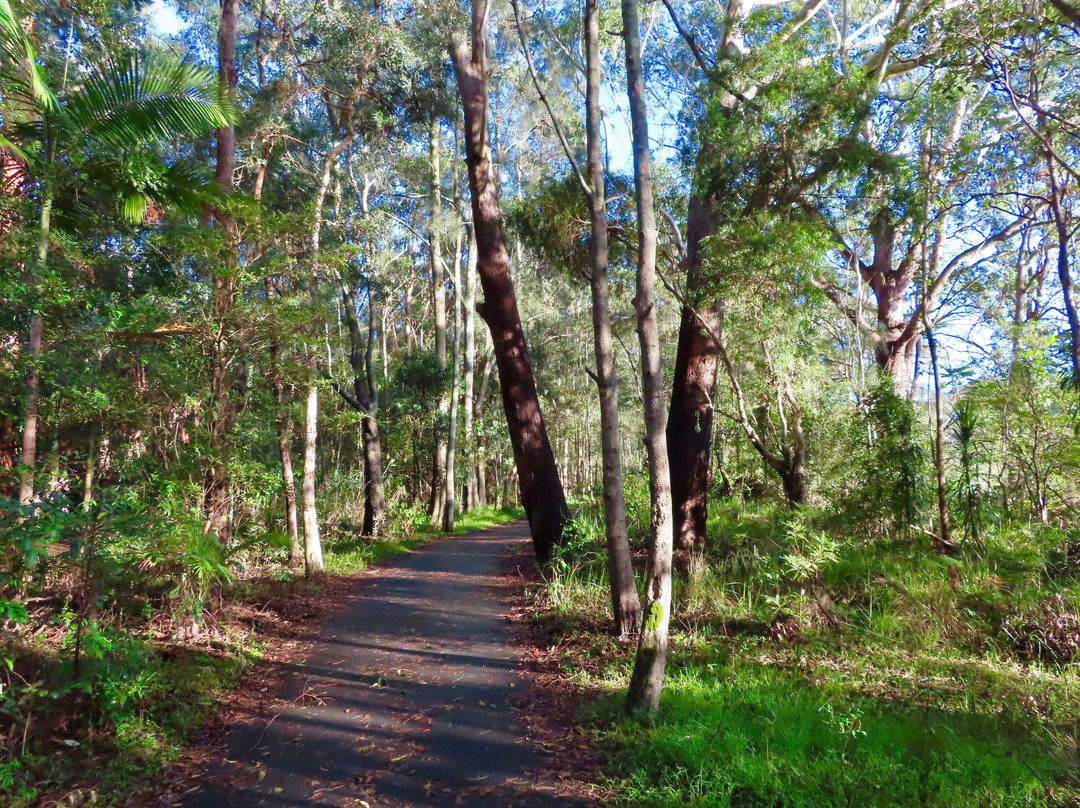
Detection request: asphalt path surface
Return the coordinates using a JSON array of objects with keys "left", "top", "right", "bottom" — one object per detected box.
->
[{"left": 182, "top": 521, "right": 589, "bottom": 808}]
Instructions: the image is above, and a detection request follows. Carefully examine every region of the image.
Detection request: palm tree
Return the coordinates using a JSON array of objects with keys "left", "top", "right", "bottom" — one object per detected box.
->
[{"left": 10, "top": 44, "right": 233, "bottom": 504}]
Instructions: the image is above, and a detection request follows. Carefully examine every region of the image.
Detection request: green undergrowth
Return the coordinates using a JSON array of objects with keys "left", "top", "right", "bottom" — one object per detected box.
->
[{"left": 537, "top": 499, "right": 1080, "bottom": 808}]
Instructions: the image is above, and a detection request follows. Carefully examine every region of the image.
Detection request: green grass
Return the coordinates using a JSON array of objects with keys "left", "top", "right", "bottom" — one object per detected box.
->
[
  {"left": 597, "top": 651, "right": 1073, "bottom": 808},
  {"left": 535, "top": 498, "right": 1080, "bottom": 808},
  {"left": 323, "top": 505, "right": 525, "bottom": 573}
]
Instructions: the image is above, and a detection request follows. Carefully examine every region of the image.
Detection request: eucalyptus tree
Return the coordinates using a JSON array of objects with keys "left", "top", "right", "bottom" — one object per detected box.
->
[
  {"left": 622, "top": 0, "right": 674, "bottom": 713},
  {"left": 451, "top": 0, "right": 570, "bottom": 562},
  {"left": 511, "top": 0, "right": 640, "bottom": 634}
]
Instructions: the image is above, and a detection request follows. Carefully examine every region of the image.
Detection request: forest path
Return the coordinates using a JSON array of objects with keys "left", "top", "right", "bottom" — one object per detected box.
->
[{"left": 181, "top": 521, "right": 589, "bottom": 808}]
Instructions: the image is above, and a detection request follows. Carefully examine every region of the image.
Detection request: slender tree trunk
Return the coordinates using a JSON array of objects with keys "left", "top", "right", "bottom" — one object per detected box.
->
[
  {"left": 622, "top": 0, "right": 674, "bottom": 714},
  {"left": 429, "top": 119, "right": 449, "bottom": 522},
  {"left": 302, "top": 369, "right": 323, "bottom": 573},
  {"left": 277, "top": 406, "right": 301, "bottom": 563},
  {"left": 82, "top": 432, "right": 95, "bottom": 510},
  {"left": 463, "top": 229, "right": 478, "bottom": 510},
  {"left": 583, "top": 0, "right": 640, "bottom": 636},
  {"left": 452, "top": 13, "right": 569, "bottom": 561},
  {"left": 18, "top": 313, "right": 42, "bottom": 506},
  {"left": 926, "top": 323, "right": 951, "bottom": 549},
  {"left": 444, "top": 228, "right": 465, "bottom": 531},
  {"left": 20, "top": 189, "right": 53, "bottom": 506},
  {"left": 667, "top": 194, "right": 721, "bottom": 551},
  {"left": 203, "top": 0, "right": 239, "bottom": 542}
]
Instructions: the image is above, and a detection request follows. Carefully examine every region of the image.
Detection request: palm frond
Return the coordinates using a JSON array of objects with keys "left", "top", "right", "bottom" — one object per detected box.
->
[
  {"left": 63, "top": 54, "right": 234, "bottom": 150},
  {"left": 0, "top": 0, "right": 55, "bottom": 111}
]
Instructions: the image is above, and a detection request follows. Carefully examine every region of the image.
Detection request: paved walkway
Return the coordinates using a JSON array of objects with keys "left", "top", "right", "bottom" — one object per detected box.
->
[{"left": 182, "top": 521, "right": 588, "bottom": 808}]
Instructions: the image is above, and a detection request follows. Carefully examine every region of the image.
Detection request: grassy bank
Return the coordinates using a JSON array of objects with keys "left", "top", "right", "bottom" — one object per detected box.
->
[{"left": 533, "top": 499, "right": 1080, "bottom": 808}]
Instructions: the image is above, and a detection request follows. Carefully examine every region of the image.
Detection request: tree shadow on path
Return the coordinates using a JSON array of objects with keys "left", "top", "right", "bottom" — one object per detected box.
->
[{"left": 181, "top": 522, "right": 593, "bottom": 808}]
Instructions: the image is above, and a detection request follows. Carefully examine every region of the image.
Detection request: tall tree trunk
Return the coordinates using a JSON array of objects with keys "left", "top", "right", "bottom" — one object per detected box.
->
[
  {"left": 666, "top": 194, "right": 721, "bottom": 551},
  {"left": 463, "top": 229, "right": 478, "bottom": 511},
  {"left": 444, "top": 227, "right": 465, "bottom": 531},
  {"left": 20, "top": 188, "right": 53, "bottom": 506},
  {"left": 429, "top": 118, "right": 449, "bottom": 521},
  {"left": 622, "top": 0, "right": 674, "bottom": 714},
  {"left": 203, "top": 0, "right": 239, "bottom": 541},
  {"left": 584, "top": 0, "right": 640, "bottom": 637},
  {"left": 452, "top": 9, "right": 569, "bottom": 561}
]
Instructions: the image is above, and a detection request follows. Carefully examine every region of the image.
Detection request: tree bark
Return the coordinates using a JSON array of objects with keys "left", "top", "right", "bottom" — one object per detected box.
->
[
  {"left": 463, "top": 228, "right": 478, "bottom": 510},
  {"left": 18, "top": 313, "right": 42, "bottom": 506},
  {"left": 202, "top": 0, "right": 239, "bottom": 541},
  {"left": 337, "top": 282, "right": 386, "bottom": 537},
  {"left": 451, "top": 11, "right": 569, "bottom": 561},
  {"left": 302, "top": 371, "right": 323, "bottom": 573},
  {"left": 443, "top": 227, "right": 465, "bottom": 531},
  {"left": 362, "top": 415, "right": 385, "bottom": 537},
  {"left": 584, "top": 0, "right": 640, "bottom": 637},
  {"left": 429, "top": 118, "right": 449, "bottom": 522},
  {"left": 666, "top": 194, "right": 721, "bottom": 550},
  {"left": 622, "top": 0, "right": 674, "bottom": 714}
]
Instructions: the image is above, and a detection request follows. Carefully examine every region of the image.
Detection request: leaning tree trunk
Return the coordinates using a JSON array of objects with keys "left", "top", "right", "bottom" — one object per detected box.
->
[
  {"left": 666, "top": 193, "right": 721, "bottom": 551},
  {"left": 584, "top": 0, "right": 640, "bottom": 637},
  {"left": 622, "top": 0, "right": 674, "bottom": 714},
  {"left": 451, "top": 11, "right": 569, "bottom": 561}
]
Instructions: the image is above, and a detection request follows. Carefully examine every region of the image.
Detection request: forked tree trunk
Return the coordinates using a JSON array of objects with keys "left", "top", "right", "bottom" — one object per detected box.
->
[
  {"left": 584, "top": 0, "right": 640, "bottom": 636},
  {"left": 622, "top": 0, "right": 674, "bottom": 714},
  {"left": 337, "top": 283, "right": 386, "bottom": 537},
  {"left": 666, "top": 193, "right": 721, "bottom": 551},
  {"left": 451, "top": 11, "right": 569, "bottom": 561}
]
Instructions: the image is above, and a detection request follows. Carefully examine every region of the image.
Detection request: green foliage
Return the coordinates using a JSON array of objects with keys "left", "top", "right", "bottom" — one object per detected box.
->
[
  {"left": 601, "top": 656, "right": 1071, "bottom": 808},
  {"left": 950, "top": 399, "right": 984, "bottom": 544},
  {"left": 844, "top": 379, "right": 927, "bottom": 538}
]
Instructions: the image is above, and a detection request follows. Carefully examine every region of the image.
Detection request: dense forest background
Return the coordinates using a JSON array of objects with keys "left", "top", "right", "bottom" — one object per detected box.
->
[{"left": 2, "top": 0, "right": 1080, "bottom": 804}]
